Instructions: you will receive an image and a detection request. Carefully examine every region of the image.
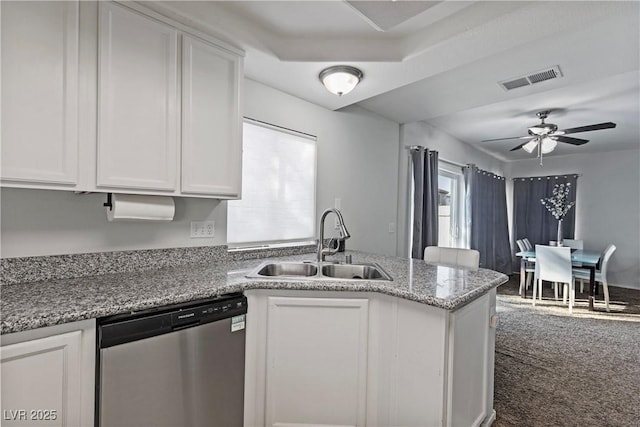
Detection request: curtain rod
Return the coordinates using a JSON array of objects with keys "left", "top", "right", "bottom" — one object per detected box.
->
[
  {"left": 512, "top": 174, "right": 581, "bottom": 180},
  {"left": 406, "top": 145, "right": 466, "bottom": 168}
]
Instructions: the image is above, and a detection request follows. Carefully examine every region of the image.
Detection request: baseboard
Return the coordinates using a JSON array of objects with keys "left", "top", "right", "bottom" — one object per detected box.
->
[
  {"left": 481, "top": 409, "right": 497, "bottom": 427},
  {"left": 608, "top": 282, "right": 640, "bottom": 291},
  {"left": 512, "top": 273, "right": 640, "bottom": 292}
]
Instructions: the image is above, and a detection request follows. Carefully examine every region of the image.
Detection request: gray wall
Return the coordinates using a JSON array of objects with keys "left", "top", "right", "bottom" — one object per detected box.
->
[
  {"left": 0, "top": 190, "right": 227, "bottom": 257},
  {"left": 397, "top": 121, "right": 506, "bottom": 258},
  {"left": 1, "top": 78, "right": 400, "bottom": 258},
  {"left": 505, "top": 149, "right": 640, "bottom": 289}
]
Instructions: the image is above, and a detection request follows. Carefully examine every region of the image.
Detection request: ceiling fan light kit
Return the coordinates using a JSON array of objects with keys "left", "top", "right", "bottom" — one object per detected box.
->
[
  {"left": 482, "top": 110, "right": 616, "bottom": 166},
  {"left": 522, "top": 139, "right": 538, "bottom": 153},
  {"left": 319, "top": 65, "right": 363, "bottom": 96},
  {"left": 540, "top": 136, "right": 557, "bottom": 154}
]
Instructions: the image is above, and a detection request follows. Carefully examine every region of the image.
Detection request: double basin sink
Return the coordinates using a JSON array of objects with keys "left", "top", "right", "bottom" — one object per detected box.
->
[{"left": 246, "top": 260, "right": 393, "bottom": 281}]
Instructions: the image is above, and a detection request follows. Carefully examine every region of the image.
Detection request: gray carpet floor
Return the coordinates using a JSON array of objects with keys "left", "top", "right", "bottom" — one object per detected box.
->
[{"left": 494, "top": 277, "right": 640, "bottom": 427}]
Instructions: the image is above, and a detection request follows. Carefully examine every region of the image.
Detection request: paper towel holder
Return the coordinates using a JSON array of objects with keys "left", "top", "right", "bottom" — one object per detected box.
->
[{"left": 103, "top": 193, "right": 113, "bottom": 211}]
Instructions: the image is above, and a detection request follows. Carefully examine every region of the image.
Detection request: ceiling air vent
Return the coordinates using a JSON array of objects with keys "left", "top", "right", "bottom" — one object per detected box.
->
[
  {"left": 501, "top": 77, "right": 530, "bottom": 90},
  {"left": 499, "top": 65, "right": 563, "bottom": 91}
]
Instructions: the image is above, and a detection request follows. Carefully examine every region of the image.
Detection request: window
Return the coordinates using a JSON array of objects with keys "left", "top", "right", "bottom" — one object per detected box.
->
[
  {"left": 438, "top": 167, "right": 464, "bottom": 248},
  {"left": 227, "top": 119, "right": 317, "bottom": 248}
]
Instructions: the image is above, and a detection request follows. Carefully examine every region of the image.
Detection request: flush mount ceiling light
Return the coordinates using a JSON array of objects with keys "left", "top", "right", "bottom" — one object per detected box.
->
[{"left": 319, "top": 65, "right": 363, "bottom": 96}]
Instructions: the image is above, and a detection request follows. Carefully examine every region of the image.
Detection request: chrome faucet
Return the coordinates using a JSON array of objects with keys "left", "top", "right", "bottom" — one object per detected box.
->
[{"left": 317, "top": 208, "right": 351, "bottom": 262}]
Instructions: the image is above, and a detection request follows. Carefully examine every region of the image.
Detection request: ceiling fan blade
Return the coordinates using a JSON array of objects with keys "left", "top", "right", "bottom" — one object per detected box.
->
[
  {"left": 481, "top": 136, "right": 531, "bottom": 142},
  {"left": 510, "top": 141, "right": 531, "bottom": 151},
  {"left": 554, "top": 135, "right": 589, "bottom": 145},
  {"left": 558, "top": 122, "right": 616, "bottom": 135}
]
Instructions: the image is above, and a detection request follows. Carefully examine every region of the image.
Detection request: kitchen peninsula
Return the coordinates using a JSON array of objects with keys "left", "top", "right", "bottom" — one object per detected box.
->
[{"left": 1, "top": 249, "right": 507, "bottom": 427}]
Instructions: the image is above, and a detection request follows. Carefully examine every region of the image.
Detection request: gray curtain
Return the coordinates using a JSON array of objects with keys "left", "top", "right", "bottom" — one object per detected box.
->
[
  {"left": 512, "top": 174, "right": 578, "bottom": 249},
  {"left": 464, "top": 165, "right": 512, "bottom": 274},
  {"left": 410, "top": 147, "right": 439, "bottom": 259}
]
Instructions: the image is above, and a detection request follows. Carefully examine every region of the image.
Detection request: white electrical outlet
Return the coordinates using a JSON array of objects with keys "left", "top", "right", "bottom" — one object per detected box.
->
[
  {"left": 388, "top": 222, "right": 396, "bottom": 233},
  {"left": 190, "top": 221, "right": 215, "bottom": 238}
]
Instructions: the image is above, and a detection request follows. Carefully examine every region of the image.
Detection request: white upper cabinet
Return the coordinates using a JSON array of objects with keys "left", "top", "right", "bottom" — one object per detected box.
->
[
  {"left": 97, "top": 2, "right": 179, "bottom": 191},
  {"left": 181, "top": 35, "right": 242, "bottom": 197},
  {"left": 1, "top": 1, "right": 79, "bottom": 187},
  {"left": 1, "top": 1, "right": 243, "bottom": 198}
]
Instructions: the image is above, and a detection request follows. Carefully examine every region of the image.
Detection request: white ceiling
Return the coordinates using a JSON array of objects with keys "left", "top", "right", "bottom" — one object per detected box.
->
[{"left": 148, "top": 0, "right": 640, "bottom": 161}]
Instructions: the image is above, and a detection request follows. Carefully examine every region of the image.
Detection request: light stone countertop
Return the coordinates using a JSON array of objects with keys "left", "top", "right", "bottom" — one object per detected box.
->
[{"left": 1, "top": 251, "right": 508, "bottom": 335}]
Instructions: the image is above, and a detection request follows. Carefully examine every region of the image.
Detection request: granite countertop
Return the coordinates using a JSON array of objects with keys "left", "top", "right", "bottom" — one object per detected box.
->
[{"left": 1, "top": 250, "right": 508, "bottom": 335}]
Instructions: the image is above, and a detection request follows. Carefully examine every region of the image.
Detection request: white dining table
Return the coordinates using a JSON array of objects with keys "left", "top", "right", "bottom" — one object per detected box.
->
[{"left": 515, "top": 249, "right": 602, "bottom": 311}]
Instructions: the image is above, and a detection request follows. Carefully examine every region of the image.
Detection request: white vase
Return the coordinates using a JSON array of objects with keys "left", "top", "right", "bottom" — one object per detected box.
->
[{"left": 557, "top": 219, "right": 563, "bottom": 247}]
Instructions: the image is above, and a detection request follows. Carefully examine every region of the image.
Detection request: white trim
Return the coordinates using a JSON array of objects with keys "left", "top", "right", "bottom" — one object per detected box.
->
[
  {"left": 481, "top": 409, "right": 497, "bottom": 426},
  {"left": 114, "top": 1, "right": 244, "bottom": 56}
]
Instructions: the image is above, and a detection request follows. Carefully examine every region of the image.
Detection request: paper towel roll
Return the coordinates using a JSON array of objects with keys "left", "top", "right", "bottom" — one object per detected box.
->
[{"left": 106, "top": 194, "right": 175, "bottom": 222}]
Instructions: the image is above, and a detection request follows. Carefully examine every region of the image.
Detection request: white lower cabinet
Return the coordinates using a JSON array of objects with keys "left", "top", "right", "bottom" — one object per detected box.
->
[
  {"left": 244, "top": 289, "right": 497, "bottom": 427},
  {"left": 448, "top": 289, "right": 496, "bottom": 427},
  {"left": 0, "top": 320, "right": 95, "bottom": 427},
  {"left": 265, "top": 297, "right": 369, "bottom": 427}
]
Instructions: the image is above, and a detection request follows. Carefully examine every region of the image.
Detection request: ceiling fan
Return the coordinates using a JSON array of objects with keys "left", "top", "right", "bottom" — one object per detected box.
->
[{"left": 482, "top": 110, "right": 616, "bottom": 165}]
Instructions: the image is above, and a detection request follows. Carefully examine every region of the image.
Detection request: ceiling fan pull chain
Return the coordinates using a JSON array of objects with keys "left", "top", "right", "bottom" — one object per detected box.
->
[{"left": 538, "top": 140, "right": 544, "bottom": 166}]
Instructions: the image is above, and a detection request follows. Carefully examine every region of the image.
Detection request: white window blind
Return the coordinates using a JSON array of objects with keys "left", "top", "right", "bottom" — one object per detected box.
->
[{"left": 227, "top": 120, "right": 316, "bottom": 247}]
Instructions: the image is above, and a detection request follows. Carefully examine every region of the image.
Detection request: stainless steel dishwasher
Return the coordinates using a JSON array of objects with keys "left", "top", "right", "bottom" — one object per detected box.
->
[{"left": 97, "top": 294, "right": 247, "bottom": 427}]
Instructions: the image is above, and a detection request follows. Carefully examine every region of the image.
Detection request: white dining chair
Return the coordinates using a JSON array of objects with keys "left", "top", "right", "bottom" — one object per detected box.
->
[
  {"left": 516, "top": 239, "right": 535, "bottom": 294},
  {"left": 573, "top": 244, "right": 616, "bottom": 312},
  {"left": 423, "top": 246, "right": 480, "bottom": 269},
  {"left": 520, "top": 239, "right": 561, "bottom": 300},
  {"left": 563, "top": 239, "right": 585, "bottom": 291},
  {"left": 533, "top": 245, "right": 576, "bottom": 313}
]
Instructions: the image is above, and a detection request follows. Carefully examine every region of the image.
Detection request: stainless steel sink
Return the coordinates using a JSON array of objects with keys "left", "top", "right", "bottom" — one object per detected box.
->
[
  {"left": 321, "top": 263, "right": 392, "bottom": 281},
  {"left": 247, "top": 261, "right": 392, "bottom": 281},
  {"left": 254, "top": 262, "right": 318, "bottom": 277}
]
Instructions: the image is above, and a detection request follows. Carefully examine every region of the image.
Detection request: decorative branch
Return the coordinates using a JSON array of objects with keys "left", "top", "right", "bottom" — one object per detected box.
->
[{"left": 541, "top": 183, "right": 575, "bottom": 220}]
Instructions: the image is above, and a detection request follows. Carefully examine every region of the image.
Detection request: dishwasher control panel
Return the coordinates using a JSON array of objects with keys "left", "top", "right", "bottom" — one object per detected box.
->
[
  {"left": 99, "top": 294, "right": 247, "bottom": 348},
  {"left": 170, "top": 298, "right": 246, "bottom": 328}
]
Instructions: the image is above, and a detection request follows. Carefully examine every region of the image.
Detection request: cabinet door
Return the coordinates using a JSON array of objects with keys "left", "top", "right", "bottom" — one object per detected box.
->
[
  {"left": 447, "top": 292, "right": 491, "bottom": 427},
  {"left": 265, "top": 297, "right": 369, "bottom": 427},
  {"left": 1, "top": 1, "right": 79, "bottom": 187},
  {"left": 181, "top": 35, "right": 242, "bottom": 197},
  {"left": 97, "top": 2, "right": 178, "bottom": 191},
  {"left": 1, "top": 331, "right": 82, "bottom": 427}
]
